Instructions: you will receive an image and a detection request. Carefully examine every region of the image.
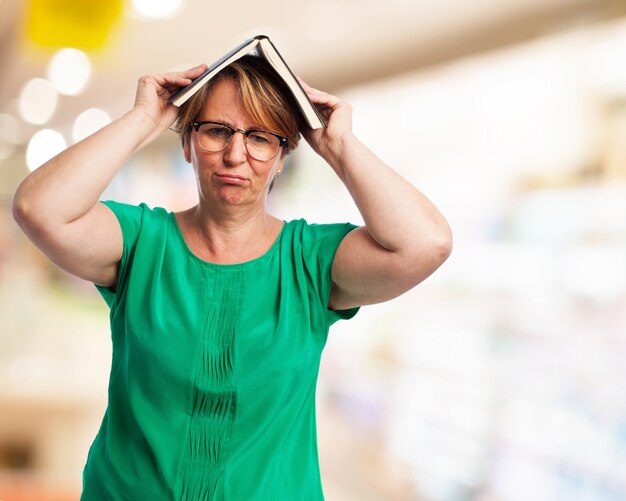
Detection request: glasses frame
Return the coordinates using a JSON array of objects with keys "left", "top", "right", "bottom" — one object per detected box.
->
[{"left": 191, "top": 121, "right": 288, "bottom": 161}]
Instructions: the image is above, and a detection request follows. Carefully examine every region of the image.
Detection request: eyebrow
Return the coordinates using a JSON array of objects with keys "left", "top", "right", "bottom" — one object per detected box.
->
[
  {"left": 197, "top": 118, "right": 232, "bottom": 127},
  {"left": 199, "top": 118, "right": 263, "bottom": 131},
  {"left": 196, "top": 118, "right": 285, "bottom": 139}
]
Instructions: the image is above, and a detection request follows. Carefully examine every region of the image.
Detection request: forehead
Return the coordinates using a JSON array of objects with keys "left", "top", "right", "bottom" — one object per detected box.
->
[{"left": 198, "top": 78, "right": 253, "bottom": 126}]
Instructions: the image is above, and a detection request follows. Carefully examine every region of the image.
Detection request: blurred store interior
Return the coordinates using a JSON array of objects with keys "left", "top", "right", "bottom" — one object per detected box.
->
[{"left": 2, "top": 0, "right": 626, "bottom": 500}]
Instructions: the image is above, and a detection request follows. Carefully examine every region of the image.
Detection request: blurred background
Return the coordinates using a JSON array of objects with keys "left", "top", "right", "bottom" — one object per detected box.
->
[{"left": 2, "top": 0, "right": 626, "bottom": 500}]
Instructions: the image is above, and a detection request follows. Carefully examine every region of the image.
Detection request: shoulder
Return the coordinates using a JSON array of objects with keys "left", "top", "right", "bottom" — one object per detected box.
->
[
  {"left": 280, "top": 218, "right": 362, "bottom": 321},
  {"left": 100, "top": 201, "right": 170, "bottom": 226},
  {"left": 282, "top": 218, "right": 358, "bottom": 235},
  {"left": 280, "top": 218, "right": 359, "bottom": 270},
  {"left": 100, "top": 200, "right": 168, "bottom": 217},
  {"left": 99, "top": 201, "right": 171, "bottom": 246},
  {"left": 282, "top": 218, "right": 358, "bottom": 246}
]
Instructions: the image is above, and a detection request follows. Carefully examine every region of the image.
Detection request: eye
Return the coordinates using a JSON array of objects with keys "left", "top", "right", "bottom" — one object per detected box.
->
[
  {"left": 248, "top": 131, "right": 273, "bottom": 145},
  {"left": 202, "top": 124, "right": 231, "bottom": 139}
]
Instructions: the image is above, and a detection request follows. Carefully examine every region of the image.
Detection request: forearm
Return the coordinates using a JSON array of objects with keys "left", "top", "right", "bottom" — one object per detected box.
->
[
  {"left": 13, "top": 109, "right": 155, "bottom": 226},
  {"left": 326, "top": 135, "right": 452, "bottom": 255}
]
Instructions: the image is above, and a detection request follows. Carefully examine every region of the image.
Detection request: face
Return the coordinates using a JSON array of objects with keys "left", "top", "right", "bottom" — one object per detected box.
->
[{"left": 184, "top": 78, "right": 284, "bottom": 208}]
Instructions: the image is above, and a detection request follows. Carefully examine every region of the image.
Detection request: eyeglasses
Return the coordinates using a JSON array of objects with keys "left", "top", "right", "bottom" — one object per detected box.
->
[{"left": 191, "top": 121, "right": 288, "bottom": 162}]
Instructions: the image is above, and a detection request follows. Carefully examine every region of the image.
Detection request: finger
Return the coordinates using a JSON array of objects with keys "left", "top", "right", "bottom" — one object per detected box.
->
[
  {"left": 297, "top": 76, "right": 345, "bottom": 112},
  {"left": 297, "top": 76, "right": 314, "bottom": 91},
  {"left": 159, "top": 64, "right": 207, "bottom": 87},
  {"left": 181, "top": 63, "right": 208, "bottom": 78},
  {"left": 297, "top": 76, "right": 329, "bottom": 97},
  {"left": 307, "top": 90, "right": 341, "bottom": 108},
  {"left": 153, "top": 78, "right": 188, "bottom": 93},
  {"left": 171, "top": 64, "right": 207, "bottom": 85},
  {"left": 155, "top": 71, "right": 196, "bottom": 88}
]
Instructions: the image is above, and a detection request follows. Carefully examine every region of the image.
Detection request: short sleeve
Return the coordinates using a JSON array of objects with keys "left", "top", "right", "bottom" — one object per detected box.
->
[
  {"left": 300, "top": 221, "right": 360, "bottom": 326},
  {"left": 94, "top": 200, "right": 147, "bottom": 308}
]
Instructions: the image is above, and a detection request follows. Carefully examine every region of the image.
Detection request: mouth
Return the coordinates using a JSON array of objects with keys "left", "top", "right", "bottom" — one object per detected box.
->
[{"left": 215, "top": 173, "right": 248, "bottom": 184}]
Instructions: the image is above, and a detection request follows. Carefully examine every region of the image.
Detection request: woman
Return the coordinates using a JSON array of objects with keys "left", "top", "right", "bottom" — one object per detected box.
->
[{"left": 13, "top": 56, "right": 452, "bottom": 499}]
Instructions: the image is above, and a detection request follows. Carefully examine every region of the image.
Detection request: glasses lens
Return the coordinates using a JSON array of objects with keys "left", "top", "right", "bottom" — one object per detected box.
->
[
  {"left": 197, "top": 124, "right": 231, "bottom": 152},
  {"left": 196, "top": 123, "right": 282, "bottom": 161},
  {"left": 245, "top": 131, "right": 280, "bottom": 161}
]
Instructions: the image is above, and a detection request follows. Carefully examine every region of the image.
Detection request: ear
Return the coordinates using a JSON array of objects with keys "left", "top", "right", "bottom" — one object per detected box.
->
[
  {"left": 267, "top": 157, "right": 284, "bottom": 194},
  {"left": 273, "top": 155, "right": 284, "bottom": 175},
  {"left": 183, "top": 133, "right": 191, "bottom": 163}
]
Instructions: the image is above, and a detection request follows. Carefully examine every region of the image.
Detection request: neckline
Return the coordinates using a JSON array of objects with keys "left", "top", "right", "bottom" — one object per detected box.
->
[{"left": 168, "top": 211, "right": 285, "bottom": 269}]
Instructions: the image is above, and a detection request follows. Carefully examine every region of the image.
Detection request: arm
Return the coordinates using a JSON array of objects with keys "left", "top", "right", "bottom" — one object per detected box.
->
[
  {"left": 299, "top": 80, "right": 453, "bottom": 310},
  {"left": 12, "top": 65, "right": 207, "bottom": 287}
]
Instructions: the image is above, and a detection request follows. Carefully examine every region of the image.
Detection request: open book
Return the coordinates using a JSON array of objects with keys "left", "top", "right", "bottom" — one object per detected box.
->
[{"left": 168, "top": 35, "right": 326, "bottom": 129}]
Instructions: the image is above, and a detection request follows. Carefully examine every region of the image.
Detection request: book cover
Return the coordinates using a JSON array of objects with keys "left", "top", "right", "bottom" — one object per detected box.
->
[{"left": 168, "top": 35, "right": 326, "bottom": 129}]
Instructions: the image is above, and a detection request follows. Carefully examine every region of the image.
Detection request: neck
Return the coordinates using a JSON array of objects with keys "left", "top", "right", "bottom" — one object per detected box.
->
[{"left": 183, "top": 199, "right": 279, "bottom": 264}]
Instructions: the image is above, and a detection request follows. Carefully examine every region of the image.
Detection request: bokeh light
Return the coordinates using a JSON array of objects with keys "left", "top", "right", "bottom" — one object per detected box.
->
[
  {"left": 47, "top": 48, "right": 92, "bottom": 96},
  {"left": 72, "top": 108, "right": 112, "bottom": 143},
  {"left": 18, "top": 78, "right": 58, "bottom": 125},
  {"left": 0, "top": 113, "right": 22, "bottom": 160},
  {"left": 131, "top": 0, "right": 184, "bottom": 19},
  {"left": 26, "top": 129, "right": 67, "bottom": 171}
]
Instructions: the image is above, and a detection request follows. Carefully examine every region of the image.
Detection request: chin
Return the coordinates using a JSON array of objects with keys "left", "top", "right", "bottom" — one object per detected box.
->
[{"left": 214, "top": 186, "right": 255, "bottom": 206}]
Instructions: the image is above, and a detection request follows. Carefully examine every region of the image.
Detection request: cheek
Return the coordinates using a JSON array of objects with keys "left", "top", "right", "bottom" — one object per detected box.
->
[
  {"left": 191, "top": 147, "right": 219, "bottom": 167},
  {"left": 249, "top": 158, "right": 280, "bottom": 182}
]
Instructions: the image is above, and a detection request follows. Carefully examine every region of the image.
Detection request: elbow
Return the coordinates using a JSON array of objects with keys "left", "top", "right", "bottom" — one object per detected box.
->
[
  {"left": 421, "top": 231, "right": 452, "bottom": 276},
  {"left": 12, "top": 188, "right": 44, "bottom": 234},
  {"left": 403, "top": 228, "right": 453, "bottom": 286},
  {"left": 416, "top": 223, "right": 452, "bottom": 264},
  {"left": 12, "top": 189, "right": 31, "bottom": 228},
  {"left": 435, "top": 226, "right": 453, "bottom": 263}
]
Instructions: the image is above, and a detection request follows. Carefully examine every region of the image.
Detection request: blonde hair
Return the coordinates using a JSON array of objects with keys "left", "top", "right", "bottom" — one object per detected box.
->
[{"left": 172, "top": 56, "right": 304, "bottom": 155}]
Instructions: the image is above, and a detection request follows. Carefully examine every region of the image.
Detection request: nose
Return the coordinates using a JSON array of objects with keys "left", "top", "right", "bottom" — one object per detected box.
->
[{"left": 223, "top": 130, "right": 248, "bottom": 165}]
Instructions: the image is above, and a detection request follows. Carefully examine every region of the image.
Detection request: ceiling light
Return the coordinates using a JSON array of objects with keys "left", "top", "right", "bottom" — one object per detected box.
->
[
  {"left": 47, "top": 48, "right": 92, "bottom": 96},
  {"left": 26, "top": 129, "right": 67, "bottom": 171},
  {"left": 18, "top": 78, "right": 58, "bottom": 125}
]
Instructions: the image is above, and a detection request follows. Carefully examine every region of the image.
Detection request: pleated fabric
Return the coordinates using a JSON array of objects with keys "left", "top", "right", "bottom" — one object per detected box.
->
[
  {"left": 179, "top": 268, "right": 242, "bottom": 500},
  {"left": 81, "top": 201, "right": 359, "bottom": 501}
]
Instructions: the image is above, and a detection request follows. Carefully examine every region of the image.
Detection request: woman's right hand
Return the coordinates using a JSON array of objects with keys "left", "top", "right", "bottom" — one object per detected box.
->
[
  {"left": 133, "top": 64, "right": 208, "bottom": 132},
  {"left": 13, "top": 63, "right": 206, "bottom": 290}
]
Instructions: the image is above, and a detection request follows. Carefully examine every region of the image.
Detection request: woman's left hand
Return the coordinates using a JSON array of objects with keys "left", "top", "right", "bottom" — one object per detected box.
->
[
  {"left": 297, "top": 81, "right": 452, "bottom": 312},
  {"left": 298, "top": 78, "right": 354, "bottom": 163}
]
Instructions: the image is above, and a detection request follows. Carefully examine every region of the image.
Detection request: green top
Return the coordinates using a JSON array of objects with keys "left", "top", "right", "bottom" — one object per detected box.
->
[{"left": 82, "top": 201, "right": 359, "bottom": 500}]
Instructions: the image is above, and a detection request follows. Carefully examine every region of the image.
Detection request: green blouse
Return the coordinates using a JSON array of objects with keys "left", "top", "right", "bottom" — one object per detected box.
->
[{"left": 82, "top": 201, "right": 359, "bottom": 500}]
